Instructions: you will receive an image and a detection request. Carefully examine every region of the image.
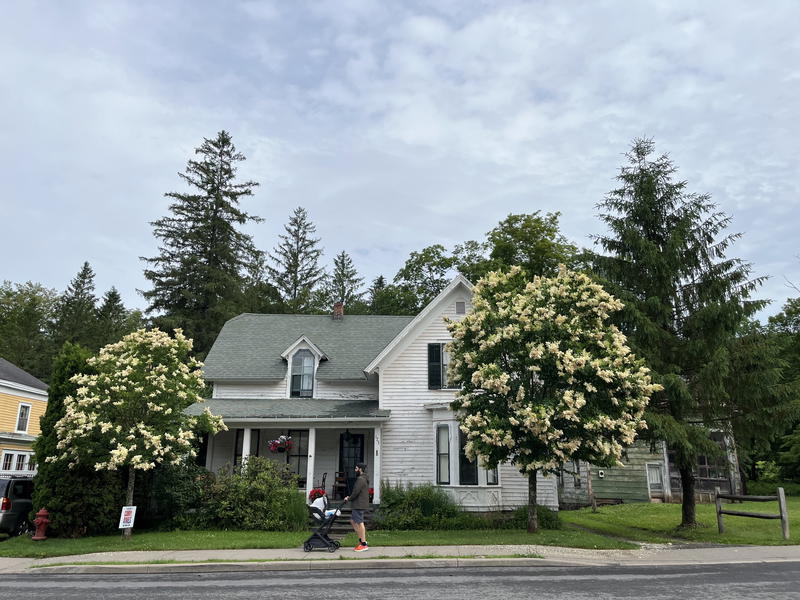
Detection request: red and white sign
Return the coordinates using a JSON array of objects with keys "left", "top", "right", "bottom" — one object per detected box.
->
[{"left": 118, "top": 505, "right": 137, "bottom": 529}]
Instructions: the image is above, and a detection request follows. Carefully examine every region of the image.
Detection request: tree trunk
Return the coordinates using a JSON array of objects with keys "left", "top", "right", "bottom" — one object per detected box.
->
[
  {"left": 124, "top": 466, "right": 135, "bottom": 539},
  {"left": 679, "top": 465, "right": 697, "bottom": 528},
  {"left": 527, "top": 470, "right": 539, "bottom": 533}
]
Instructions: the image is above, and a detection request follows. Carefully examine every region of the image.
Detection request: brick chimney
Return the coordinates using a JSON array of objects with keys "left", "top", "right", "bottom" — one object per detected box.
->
[{"left": 333, "top": 301, "right": 344, "bottom": 320}]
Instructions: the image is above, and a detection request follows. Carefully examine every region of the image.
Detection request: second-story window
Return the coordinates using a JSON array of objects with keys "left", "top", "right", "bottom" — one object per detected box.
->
[
  {"left": 291, "top": 349, "right": 315, "bottom": 397},
  {"left": 428, "top": 343, "right": 456, "bottom": 390},
  {"left": 16, "top": 404, "right": 30, "bottom": 432}
]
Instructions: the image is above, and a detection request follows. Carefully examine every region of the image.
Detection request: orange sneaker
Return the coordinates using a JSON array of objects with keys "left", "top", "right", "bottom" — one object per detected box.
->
[{"left": 354, "top": 543, "right": 369, "bottom": 552}]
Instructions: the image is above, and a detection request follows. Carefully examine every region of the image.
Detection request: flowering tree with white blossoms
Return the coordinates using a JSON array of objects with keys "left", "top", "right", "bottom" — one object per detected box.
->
[
  {"left": 447, "top": 266, "right": 661, "bottom": 532},
  {"left": 51, "top": 328, "right": 226, "bottom": 537}
]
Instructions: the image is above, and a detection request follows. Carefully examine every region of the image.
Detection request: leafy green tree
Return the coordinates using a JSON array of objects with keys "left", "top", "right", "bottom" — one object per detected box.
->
[
  {"left": 486, "top": 212, "right": 579, "bottom": 277},
  {"left": 51, "top": 329, "right": 226, "bottom": 537},
  {"left": 591, "top": 138, "right": 765, "bottom": 527},
  {"left": 32, "top": 343, "right": 123, "bottom": 536},
  {"left": 393, "top": 244, "right": 455, "bottom": 312},
  {"left": 141, "top": 130, "right": 261, "bottom": 356},
  {"left": 448, "top": 266, "right": 658, "bottom": 532},
  {"left": 267, "top": 207, "right": 326, "bottom": 312},
  {"left": 0, "top": 281, "right": 57, "bottom": 381},
  {"left": 52, "top": 262, "right": 99, "bottom": 351}
]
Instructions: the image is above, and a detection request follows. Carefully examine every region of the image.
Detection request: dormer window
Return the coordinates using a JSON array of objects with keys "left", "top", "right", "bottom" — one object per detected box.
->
[{"left": 291, "top": 349, "right": 315, "bottom": 398}]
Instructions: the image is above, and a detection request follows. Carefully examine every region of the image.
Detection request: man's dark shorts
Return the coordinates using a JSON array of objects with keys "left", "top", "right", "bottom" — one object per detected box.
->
[{"left": 351, "top": 509, "right": 365, "bottom": 524}]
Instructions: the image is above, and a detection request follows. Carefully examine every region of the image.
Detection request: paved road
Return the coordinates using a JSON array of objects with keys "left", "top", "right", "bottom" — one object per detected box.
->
[{"left": 2, "top": 563, "right": 800, "bottom": 599}]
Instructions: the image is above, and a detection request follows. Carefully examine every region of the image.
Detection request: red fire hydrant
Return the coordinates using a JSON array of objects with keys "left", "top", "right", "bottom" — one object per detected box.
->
[{"left": 32, "top": 508, "right": 50, "bottom": 541}]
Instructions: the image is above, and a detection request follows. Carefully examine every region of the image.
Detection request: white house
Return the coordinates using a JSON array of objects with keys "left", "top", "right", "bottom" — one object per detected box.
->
[{"left": 189, "top": 276, "right": 558, "bottom": 511}]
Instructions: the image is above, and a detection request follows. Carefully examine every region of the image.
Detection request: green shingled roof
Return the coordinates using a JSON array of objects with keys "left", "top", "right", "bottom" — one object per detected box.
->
[
  {"left": 186, "top": 398, "right": 390, "bottom": 420},
  {"left": 203, "top": 314, "right": 414, "bottom": 381}
]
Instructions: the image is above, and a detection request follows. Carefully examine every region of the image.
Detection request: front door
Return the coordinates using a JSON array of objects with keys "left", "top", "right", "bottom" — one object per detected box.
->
[{"left": 339, "top": 433, "right": 364, "bottom": 495}]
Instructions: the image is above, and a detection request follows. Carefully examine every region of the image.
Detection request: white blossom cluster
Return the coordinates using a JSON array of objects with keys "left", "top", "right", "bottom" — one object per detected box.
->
[
  {"left": 447, "top": 265, "right": 661, "bottom": 475},
  {"left": 48, "top": 328, "right": 226, "bottom": 472}
]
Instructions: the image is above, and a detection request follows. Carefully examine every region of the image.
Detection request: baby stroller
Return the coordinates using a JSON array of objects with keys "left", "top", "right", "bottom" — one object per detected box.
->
[{"left": 303, "top": 495, "right": 343, "bottom": 552}]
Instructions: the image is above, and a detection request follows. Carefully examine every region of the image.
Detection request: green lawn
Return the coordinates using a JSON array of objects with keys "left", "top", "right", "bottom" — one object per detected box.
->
[
  {"left": 560, "top": 497, "right": 797, "bottom": 546},
  {"left": 0, "top": 526, "right": 632, "bottom": 559}
]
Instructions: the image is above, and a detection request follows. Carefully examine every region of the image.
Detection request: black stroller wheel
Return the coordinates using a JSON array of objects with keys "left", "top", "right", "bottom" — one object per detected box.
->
[
  {"left": 328, "top": 543, "right": 337, "bottom": 553},
  {"left": 333, "top": 541, "right": 341, "bottom": 549},
  {"left": 303, "top": 542, "right": 312, "bottom": 552}
]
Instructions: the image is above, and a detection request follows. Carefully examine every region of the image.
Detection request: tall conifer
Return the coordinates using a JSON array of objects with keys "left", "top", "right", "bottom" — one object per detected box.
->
[
  {"left": 267, "top": 207, "right": 325, "bottom": 312},
  {"left": 53, "top": 262, "right": 98, "bottom": 351},
  {"left": 592, "top": 138, "right": 765, "bottom": 527},
  {"left": 141, "top": 131, "right": 261, "bottom": 356}
]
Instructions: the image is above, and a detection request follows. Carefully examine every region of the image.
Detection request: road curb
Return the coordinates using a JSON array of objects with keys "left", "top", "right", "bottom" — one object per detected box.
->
[{"left": 32, "top": 557, "right": 589, "bottom": 575}]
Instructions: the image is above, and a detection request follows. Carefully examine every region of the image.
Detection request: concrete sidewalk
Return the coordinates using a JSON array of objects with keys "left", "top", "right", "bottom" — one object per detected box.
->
[{"left": 2, "top": 543, "right": 800, "bottom": 574}]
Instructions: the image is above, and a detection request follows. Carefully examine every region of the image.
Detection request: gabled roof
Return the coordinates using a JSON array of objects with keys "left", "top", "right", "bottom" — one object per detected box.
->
[
  {"left": 0, "top": 357, "right": 47, "bottom": 391},
  {"left": 280, "top": 335, "right": 328, "bottom": 361},
  {"left": 203, "top": 314, "right": 414, "bottom": 382},
  {"left": 364, "top": 275, "right": 473, "bottom": 374}
]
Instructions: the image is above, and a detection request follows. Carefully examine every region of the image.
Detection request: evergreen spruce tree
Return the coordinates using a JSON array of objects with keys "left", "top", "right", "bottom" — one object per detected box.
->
[
  {"left": 367, "top": 275, "right": 417, "bottom": 315},
  {"left": 141, "top": 131, "right": 261, "bottom": 356},
  {"left": 324, "top": 251, "right": 364, "bottom": 307},
  {"left": 95, "top": 287, "right": 142, "bottom": 348},
  {"left": 52, "top": 262, "right": 99, "bottom": 351},
  {"left": 31, "top": 343, "right": 123, "bottom": 536},
  {"left": 592, "top": 138, "right": 766, "bottom": 527},
  {"left": 267, "top": 207, "right": 325, "bottom": 312}
]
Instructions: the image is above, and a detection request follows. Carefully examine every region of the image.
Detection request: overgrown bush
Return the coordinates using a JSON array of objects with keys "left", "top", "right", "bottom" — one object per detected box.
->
[
  {"left": 147, "top": 460, "right": 214, "bottom": 530},
  {"left": 206, "top": 457, "right": 307, "bottom": 531},
  {"left": 747, "top": 480, "right": 800, "bottom": 497},
  {"left": 373, "top": 482, "right": 560, "bottom": 530},
  {"left": 31, "top": 343, "right": 124, "bottom": 537}
]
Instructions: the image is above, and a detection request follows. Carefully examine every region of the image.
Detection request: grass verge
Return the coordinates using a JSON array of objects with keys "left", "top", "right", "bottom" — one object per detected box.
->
[
  {"left": 560, "top": 497, "right": 798, "bottom": 546},
  {"left": 0, "top": 526, "right": 631, "bottom": 559}
]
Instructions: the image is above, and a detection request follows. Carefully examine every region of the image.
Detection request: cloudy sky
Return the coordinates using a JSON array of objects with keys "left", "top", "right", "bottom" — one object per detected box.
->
[{"left": 2, "top": 1, "right": 798, "bottom": 320}]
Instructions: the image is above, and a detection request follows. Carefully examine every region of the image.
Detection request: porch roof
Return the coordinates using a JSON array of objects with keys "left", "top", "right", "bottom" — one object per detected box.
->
[{"left": 186, "top": 398, "right": 390, "bottom": 421}]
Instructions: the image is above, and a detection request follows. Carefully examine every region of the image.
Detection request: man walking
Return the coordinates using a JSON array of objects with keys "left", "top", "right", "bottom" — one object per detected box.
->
[{"left": 344, "top": 462, "right": 370, "bottom": 552}]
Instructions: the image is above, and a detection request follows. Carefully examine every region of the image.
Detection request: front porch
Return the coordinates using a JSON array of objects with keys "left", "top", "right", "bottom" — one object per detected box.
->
[{"left": 204, "top": 424, "right": 383, "bottom": 504}]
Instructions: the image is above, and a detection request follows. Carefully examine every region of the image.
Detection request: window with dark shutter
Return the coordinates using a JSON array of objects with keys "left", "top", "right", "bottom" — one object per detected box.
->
[
  {"left": 459, "top": 429, "right": 478, "bottom": 485},
  {"left": 428, "top": 343, "right": 442, "bottom": 389}
]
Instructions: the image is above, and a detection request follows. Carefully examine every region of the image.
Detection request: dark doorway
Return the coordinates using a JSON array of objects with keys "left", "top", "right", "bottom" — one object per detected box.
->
[{"left": 339, "top": 432, "right": 365, "bottom": 495}]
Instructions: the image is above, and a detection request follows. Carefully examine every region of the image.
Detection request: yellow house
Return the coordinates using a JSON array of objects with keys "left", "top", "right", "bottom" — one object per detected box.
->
[{"left": 0, "top": 358, "right": 47, "bottom": 475}]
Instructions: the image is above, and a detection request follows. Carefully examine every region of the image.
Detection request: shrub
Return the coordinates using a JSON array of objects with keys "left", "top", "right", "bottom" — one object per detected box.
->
[
  {"left": 148, "top": 460, "right": 214, "bottom": 530},
  {"left": 373, "top": 481, "right": 560, "bottom": 530},
  {"left": 747, "top": 480, "right": 800, "bottom": 497},
  {"left": 31, "top": 343, "right": 124, "bottom": 537},
  {"left": 206, "top": 457, "right": 307, "bottom": 531}
]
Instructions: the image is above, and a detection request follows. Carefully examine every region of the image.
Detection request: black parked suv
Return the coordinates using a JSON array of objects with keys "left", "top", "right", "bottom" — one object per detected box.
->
[{"left": 0, "top": 476, "right": 34, "bottom": 536}]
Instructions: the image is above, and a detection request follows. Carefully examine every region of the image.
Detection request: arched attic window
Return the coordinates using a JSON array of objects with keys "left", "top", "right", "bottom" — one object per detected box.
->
[{"left": 291, "top": 349, "right": 315, "bottom": 398}]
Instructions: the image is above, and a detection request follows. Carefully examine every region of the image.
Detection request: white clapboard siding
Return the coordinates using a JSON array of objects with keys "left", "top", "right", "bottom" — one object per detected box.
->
[
  {"left": 214, "top": 381, "right": 285, "bottom": 398},
  {"left": 378, "top": 286, "right": 559, "bottom": 510},
  {"left": 379, "top": 291, "right": 467, "bottom": 488}
]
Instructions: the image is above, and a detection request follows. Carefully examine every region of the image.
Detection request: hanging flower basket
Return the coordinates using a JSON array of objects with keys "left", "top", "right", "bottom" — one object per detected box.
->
[{"left": 268, "top": 435, "right": 293, "bottom": 453}]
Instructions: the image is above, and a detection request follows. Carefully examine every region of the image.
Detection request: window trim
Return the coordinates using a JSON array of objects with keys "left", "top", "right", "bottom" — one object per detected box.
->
[
  {"left": 436, "top": 424, "right": 450, "bottom": 485},
  {"left": 455, "top": 301, "right": 466, "bottom": 315},
  {"left": 0, "top": 450, "right": 34, "bottom": 473},
  {"left": 428, "top": 343, "right": 457, "bottom": 390},
  {"left": 15, "top": 403, "right": 31, "bottom": 433},
  {"left": 432, "top": 421, "right": 500, "bottom": 487},
  {"left": 290, "top": 349, "right": 315, "bottom": 398}
]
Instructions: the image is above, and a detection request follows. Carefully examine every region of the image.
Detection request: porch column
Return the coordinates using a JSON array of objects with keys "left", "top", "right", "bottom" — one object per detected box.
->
[
  {"left": 241, "top": 427, "right": 252, "bottom": 465},
  {"left": 373, "top": 425, "right": 382, "bottom": 504},
  {"left": 205, "top": 433, "right": 215, "bottom": 471},
  {"left": 305, "top": 427, "right": 316, "bottom": 500}
]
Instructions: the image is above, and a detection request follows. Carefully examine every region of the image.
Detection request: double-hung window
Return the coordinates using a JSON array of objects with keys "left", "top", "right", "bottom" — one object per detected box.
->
[
  {"left": 16, "top": 404, "right": 30, "bottom": 433},
  {"left": 436, "top": 425, "right": 450, "bottom": 484},
  {"left": 291, "top": 350, "right": 315, "bottom": 397},
  {"left": 428, "top": 343, "right": 455, "bottom": 390}
]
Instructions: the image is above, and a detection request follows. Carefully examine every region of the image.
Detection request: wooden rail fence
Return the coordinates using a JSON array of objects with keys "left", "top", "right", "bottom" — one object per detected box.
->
[{"left": 715, "top": 486, "right": 789, "bottom": 541}]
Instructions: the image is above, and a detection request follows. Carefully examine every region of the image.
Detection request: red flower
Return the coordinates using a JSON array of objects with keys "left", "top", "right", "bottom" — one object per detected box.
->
[{"left": 309, "top": 488, "right": 326, "bottom": 501}]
